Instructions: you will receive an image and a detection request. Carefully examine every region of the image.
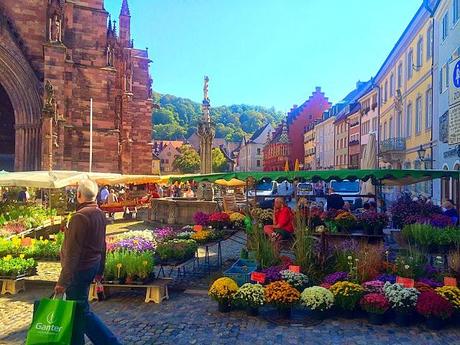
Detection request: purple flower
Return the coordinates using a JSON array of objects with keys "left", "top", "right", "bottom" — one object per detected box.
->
[
  {"left": 376, "top": 273, "right": 396, "bottom": 284},
  {"left": 423, "top": 264, "right": 438, "bottom": 278},
  {"left": 260, "top": 265, "right": 285, "bottom": 282},
  {"left": 323, "top": 271, "right": 348, "bottom": 285},
  {"left": 153, "top": 227, "right": 177, "bottom": 241},
  {"left": 110, "top": 237, "right": 156, "bottom": 252},
  {"left": 193, "top": 212, "right": 210, "bottom": 226},
  {"left": 362, "top": 280, "right": 385, "bottom": 294},
  {"left": 417, "top": 278, "right": 443, "bottom": 288}
]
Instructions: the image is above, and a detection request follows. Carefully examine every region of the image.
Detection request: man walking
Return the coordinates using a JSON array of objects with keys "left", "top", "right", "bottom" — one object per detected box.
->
[{"left": 55, "top": 179, "right": 121, "bottom": 345}]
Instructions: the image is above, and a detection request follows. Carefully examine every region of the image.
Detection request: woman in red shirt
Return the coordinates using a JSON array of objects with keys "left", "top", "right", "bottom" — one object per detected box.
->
[{"left": 264, "top": 197, "right": 294, "bottom": 240}]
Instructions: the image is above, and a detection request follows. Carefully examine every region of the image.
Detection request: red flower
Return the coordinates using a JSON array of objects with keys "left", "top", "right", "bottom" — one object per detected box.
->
[
  {"left": 208, "top": 212, "right": 230, "bottom": 223},
  {"left": 360, "top": 293, "right": 390, "bottom": 314},
  {"left": 416, "top": 291, "right": 454, "bottom": 319}
]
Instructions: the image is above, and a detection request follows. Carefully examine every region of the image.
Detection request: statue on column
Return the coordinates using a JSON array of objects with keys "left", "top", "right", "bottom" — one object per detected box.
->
[
  {"left": 43, "top": 80, "right": 56, "bottom": 117},
  {"left": 106, "top": 45, "right": 114, "bottom": 67}
]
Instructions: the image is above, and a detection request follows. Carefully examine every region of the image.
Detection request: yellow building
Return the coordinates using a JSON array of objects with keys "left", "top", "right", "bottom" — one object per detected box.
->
[
  {"left": 376, "top": 3, "right": 434, "bottom": 184},
  {"left": 304, "top": 122, "right": 316, "bottom": 170}
]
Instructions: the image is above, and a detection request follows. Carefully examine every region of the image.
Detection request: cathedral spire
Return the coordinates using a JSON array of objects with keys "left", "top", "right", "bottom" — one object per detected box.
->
[{"left": 120, "top": 0, "right": 130, "bottom": 17}]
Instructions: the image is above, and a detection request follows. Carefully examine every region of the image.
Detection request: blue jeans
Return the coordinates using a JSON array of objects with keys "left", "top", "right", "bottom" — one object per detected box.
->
[{"left": 65, "top": 264, "right": 122, "bottom": 345}]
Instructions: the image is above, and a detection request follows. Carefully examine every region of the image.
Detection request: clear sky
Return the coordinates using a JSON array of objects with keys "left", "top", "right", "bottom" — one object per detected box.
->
[{"left": 105, "top": 0, "right": 422, "bottom": 112}]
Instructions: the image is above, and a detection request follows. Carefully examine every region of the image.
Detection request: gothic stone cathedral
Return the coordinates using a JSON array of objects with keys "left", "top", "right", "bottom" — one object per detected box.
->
[{"left": 0, "top": 0, "right": 153, "bottom": 173}]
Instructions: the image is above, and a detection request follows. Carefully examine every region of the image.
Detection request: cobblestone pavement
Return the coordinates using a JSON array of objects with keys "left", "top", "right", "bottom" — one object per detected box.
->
[
  {"left": 2, "top": 226, "right": 460, "bottom": 344},
  {"left": 2, "top": 284, "right": 460, "bottom": 345}
]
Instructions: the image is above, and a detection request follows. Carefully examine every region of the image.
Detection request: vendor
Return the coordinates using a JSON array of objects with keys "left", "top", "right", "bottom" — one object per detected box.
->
[
  {"left": 183, "top": 187, "right": 195, "bottom": 198},
  {"left": 442, "top": 200, "right": 459, "bottom": 225},
  {"left": 325, "top": 188, "right": 344, "bottom": 211},
  {"left": 264, "top": 197, "right": 294, "bottom": 240},
  {"left": 107, "top": 189, "right": 118, "bottom": 204}
]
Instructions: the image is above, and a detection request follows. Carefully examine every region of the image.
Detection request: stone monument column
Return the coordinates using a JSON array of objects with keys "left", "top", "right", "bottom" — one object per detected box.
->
[{"left": 196, "top": 76, "right": 215, "bottom": 200}]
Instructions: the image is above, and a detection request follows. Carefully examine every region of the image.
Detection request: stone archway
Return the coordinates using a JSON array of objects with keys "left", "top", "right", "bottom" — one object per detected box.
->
[
  {"left": 0, "top": 84, "right": 14, "bottom": 170},
  {"left": 0, "top": 12, "right": 42, "bottom": 171}
]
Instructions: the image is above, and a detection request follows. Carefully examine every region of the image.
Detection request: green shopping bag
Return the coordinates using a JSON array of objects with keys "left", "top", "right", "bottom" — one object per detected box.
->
[{"left": 25, "top": 297, "right": 76, "bottom": 345}]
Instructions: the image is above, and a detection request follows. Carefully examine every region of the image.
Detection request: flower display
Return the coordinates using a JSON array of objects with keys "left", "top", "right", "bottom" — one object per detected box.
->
[
  {"left": 362, "top": 280, "right": 385, "bottom": 294},
  {"left": 280, "top": 270, "right": 309, "bottom": 291},
  {"left": 383, "top": 282, "right": 419, "bottom": 312},
  {"left": 209, "top": 212, "right": 230, "bottom": 224},
  {"left": 0, "top": 255, "right": 37, "bottom": 277},
  {"left": 193, "top": 211, "right": 210, "bottom": 226},
  {"left": 435, "top": 286, "right": 460, "bottom": 310},
  {"left": 229, "top": 212, "right": 245, "bottom": 222},
  {"left": 112, "top": 230, "right": 155, "bottom": 242},
  {"left": 190, "top": 230, "right": 213, "bottom": 243},
  {"left": 376, "top": 273, "right": 396, "bottom": 284},
  {"left": 156, "top": 239, "right": 198, "bottom": 262},
  {"left": 208, "top": 277, "right": 238, "bottom": 302},
  {"left": 153, "top": 227, "right": 178, "bottom": 241},
  {"left": 357, "top": 212, "right": 388, "bottom": 234},
  {"left": 334, "top": 211, "right": 357, "bottom": 232},
  {"left": 108, "top": 237, "right": 156, "bottom": 252},
  {"left": 175, "top": 231, "right": 194, "bottom": 240},
  {"left": 104, "top": 250, "right": 155, "bottom": 282},
  {"left": 329, "top": 281, "right": 364, "bottom": 311},
  {"left": 360, "top": 293, "right": 390, "bottom": 314},
  {"left": 264, "top": 281, "right": 300, "bottom": 308},
  {"left": 233, "top": 283, "right": 265, "bottom": 308},
  {"left": 250, "top": 208, "right": 273, "bottom": 225},
  {"left": 416, "top": 291, "right": 454, "bottom": 320},
  {"left": 323, "top": 271, "right": 348, "bottom": 285},
  {"left": 300, "top": 286, "right": 334, "bottom": 311}
]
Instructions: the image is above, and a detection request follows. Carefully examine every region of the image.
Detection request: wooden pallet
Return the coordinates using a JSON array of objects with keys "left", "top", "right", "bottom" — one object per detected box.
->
[{"left": 89, "top": 279, "right": 171, "bottom": 304}]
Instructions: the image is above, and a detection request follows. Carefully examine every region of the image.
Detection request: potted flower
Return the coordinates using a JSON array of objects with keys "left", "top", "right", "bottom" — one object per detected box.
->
[
  {"left": 208, "top": 212, "right": 231, "bottom": 230},
  {"left": 435, "top": 286, "right": 460, "bottom": 325},
  {"left": 208, "top": 277, "right": 239, "bottom": 312},
  {"left": 280, "top": 270, "right": 309, "bottom": 291},
  {"left": 193, "top": 211, "right": 210, "bottom": 226},
  {"left": 300, "top": 286, "right": 334, "bottom": 320},
  {"left": 229, "top": 212, "right": 246, "bottom": 230},
  {"left": 323, "top": 272, "right": 348, "bottom": 286},
  {"left": 264, "top": 281, "right": 300, "bottom": 318},
  {"left": 329, "top": 281, "right": 364, "bottom": 317},
  {"left": 233, "top": 283, "right": 265, "bottom": 316},
  {"left": 0, "top": 254, "right": 37, "bottom": 278},
  {"left": 357, "top": 212, "right": 388, "bottom": 236},
  {"left": 360, "top": 293, "right": 390, "bottom": 325},
  {"left": 362, "top": 280, "right": 385, "bottom": 294},
  {"left": 383, "top": 282, "right": 419, "bottom": 326},
  {"left": 416, "top": 291, "right": 454, "bottom": 329},
  {"left": 334, "top": 211, "right": 357, "bottom": 233}
]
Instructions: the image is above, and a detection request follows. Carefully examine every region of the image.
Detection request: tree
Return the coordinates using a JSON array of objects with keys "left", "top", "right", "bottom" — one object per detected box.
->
[
  {"left": 212, "top": 147, "right": 228, "bottom": 172},
  {"left": 173, "top": 145, "right": 200, "bottom": 173}
]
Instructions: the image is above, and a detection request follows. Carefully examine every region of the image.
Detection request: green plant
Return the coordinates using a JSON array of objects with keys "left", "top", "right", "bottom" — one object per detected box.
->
[
  {"left": 233, "top": 283, "right": 265, "bottom": 308},
  {"left": 292, "top": 214, "right": 316, "bottom": 275},
  {"left": 395, "top": 247, "right": 427, "bottom": 279},
  {"left": 156, "top": 239, "right": 198, "bottom": 262},
  {"left": 103, "top": 250, "right": 155, "bottom": 281},
  {"left": 300, "top": 286, "right": 334, "bottom": 311},
  {"left": 0, "top": 255, "right": 37, "bottom": 277},
  {"left": 250, "top": 224, "right": 279, "bottom": 269},
  {"left": 329, "top": 281, "right": 364, "bottom": 311}
]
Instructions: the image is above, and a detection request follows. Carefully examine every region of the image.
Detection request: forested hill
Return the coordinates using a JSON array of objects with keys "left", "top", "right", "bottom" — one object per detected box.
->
[{"left": 152, "top": 92, "right": 284, "bottom": 141}]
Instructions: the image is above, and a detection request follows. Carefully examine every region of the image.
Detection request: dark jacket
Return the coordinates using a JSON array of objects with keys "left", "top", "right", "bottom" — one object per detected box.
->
[
  {"left": 58, "top": 201, "right": 107, "bottom": 287},
  {"left": 326, "top": 193, "right": 345, "bottom": 210}
]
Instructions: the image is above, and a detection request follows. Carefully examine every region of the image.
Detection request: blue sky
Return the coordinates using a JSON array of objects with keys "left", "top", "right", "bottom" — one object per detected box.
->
[{"left": 105, "top": 0, "right": 422, "bottom": 112}]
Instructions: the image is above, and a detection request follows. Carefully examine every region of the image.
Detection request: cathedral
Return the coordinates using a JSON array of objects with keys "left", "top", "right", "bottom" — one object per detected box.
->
[{"left": 0, "top": 0, "right": 154, "bottom": 174}]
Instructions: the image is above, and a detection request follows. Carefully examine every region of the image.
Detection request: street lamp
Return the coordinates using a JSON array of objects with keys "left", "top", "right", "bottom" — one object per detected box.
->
[{"left": 417, "top": 145, "right": 426, "bottom": 161}]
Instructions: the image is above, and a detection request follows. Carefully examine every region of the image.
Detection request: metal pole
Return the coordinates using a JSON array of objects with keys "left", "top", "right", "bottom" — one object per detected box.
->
[{"left": 89, "top": 98, "right": 93, "bottom": 172}]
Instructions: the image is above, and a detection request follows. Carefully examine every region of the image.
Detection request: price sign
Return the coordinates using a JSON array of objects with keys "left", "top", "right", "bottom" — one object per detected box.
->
[
  {"left": 288, "top": 265, "right": 300, "bottom": 273},
  {"left": 444, "top": 277, "right": 458, "bottom": 287},
  {"left": 396, "top": 276, "right": 414, "bottom": 288},
  {"left": 250, "top": 272, "right": 266, "bottom": 284}
]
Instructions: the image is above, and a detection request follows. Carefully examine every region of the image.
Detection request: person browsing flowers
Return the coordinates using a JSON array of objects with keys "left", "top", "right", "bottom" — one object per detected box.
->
[{"left": 272, "top": 197, "right": 294, "bottom": 240}]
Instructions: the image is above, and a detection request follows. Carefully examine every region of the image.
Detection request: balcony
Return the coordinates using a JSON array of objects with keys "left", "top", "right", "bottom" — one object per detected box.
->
[
  {"left": 379, "top": 137, "right": 406, "bottom": 165},
  {"left": 380, "top": 138, "right": 406, "bottom": 153}
]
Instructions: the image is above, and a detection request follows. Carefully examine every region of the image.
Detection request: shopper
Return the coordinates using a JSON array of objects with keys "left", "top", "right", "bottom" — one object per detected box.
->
[{"left": 55, "top": 179, "right": 121, "bottom": 345}]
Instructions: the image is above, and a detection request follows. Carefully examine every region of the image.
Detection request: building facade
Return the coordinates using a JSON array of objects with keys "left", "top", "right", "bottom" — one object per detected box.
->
[
  {"left": 359, "top": 88, "right": 379, "bottom": 158},
  {"left": 158, "top": 143, "right": 181, "bottom": 173},
  {"left": 236, "top": 123, "right": 273, "bottom": 172},
  {"left": 376, "top": 4, "right": 433, "bottom": 178},
  {"left": 286, "top": 87, "right": 330, "bottom": 167},
  {"left": 263, "top": 122, "right": 290, "bottom": 171},
  {"left": 433, "top": 0, "right": 460, "bottom": 205},
  {"left": 303, "top": 122, "right": 317, "bottom": 170},
  {"left": 0, "top": 0, "right": 154, "bottom": 173},
  {"left": 315, "top": 114, "right": 336, "bottom": 170},
  {"left": 348, "top": 109, "right": 361, "bottom": 169}
]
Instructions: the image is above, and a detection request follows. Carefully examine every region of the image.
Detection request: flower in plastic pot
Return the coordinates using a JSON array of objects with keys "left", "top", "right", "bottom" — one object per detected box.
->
[
  {"left": 233, "top": 283, "right": 265, "bottom": 316},
  {"left": 300, "top": 286, "right": 334, "bottom": 312},
  {"left": 208, "top": 277, "right": 238, "bottom": 312},
  {"left": 329, "top": 281, "right": 364, "bottom": 312},
  {"left": 264, "top": 281, "right": 300, "bottom": 316},
  {"left": 416, "top": 291, "right": 453, "bottom": 320},
  {"left": 360, "top": 293, "right": 390, "bottom": 325}
]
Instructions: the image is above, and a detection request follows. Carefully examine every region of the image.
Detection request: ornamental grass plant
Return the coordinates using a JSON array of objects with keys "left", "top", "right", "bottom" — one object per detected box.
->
[{"left": 300, "top": 286, "right": 334, "bottom": 311}]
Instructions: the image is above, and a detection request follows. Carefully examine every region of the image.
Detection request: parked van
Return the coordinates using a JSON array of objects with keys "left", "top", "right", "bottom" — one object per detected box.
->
[{"left": 329, "top": 180, "right": 361, "bottom": 205}]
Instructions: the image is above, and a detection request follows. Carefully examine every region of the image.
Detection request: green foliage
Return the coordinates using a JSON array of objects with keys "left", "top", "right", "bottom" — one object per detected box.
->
[
  {"left": 212, "top": 148, "right": 228, "bottom": 172},
  {"left": 152, "top": 93, "right": 283, "bottom": 141},
  {"left": 156, "top": 239, "right": 198, "bottom": 263},
  {"left": 0, "top": 256, "right": 37, "bottom": 277},
  {"left": 401, "top": 224, "right": 460, "bottom": 250},
  {"left": 173, "top": 145, "right": 201, "bottom": 173},
  {"left": 104, "top": 250, "right": 155, "bottom": 281},
  {"left": 250, "top": 224, "right": 279, "bottom": 269}
]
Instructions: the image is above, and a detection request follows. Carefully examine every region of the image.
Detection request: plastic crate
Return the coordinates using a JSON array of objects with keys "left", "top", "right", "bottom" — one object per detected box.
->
[
  {"left": 224, "top": 265, "right": 256, "bottom": 286},
  {"left": 232, "top": 258, "right": 257, "bottom": 270}
]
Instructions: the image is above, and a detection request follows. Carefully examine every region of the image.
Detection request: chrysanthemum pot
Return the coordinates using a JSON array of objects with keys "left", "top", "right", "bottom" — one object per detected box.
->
[
  {"left": 246, "top": 306, "right": 259, "bottom": 316},
  {"left": 425, "top": 316, "right": 446, "bottom": 330},
  {"left": 277, "top": 306, "right": 291, "bottom": 319},
  {"left": 218, "top": 300, "right": 232, "bottom": 313},
  {"left": 367, "top": 312, "right": 385, "bottom": 325},
  {"left": 394, "top": 311, "right": 412, "bottom": 327}
]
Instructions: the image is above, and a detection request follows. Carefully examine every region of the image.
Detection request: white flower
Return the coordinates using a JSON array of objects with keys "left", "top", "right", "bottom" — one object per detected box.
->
[
  {"left": 347, "top": 256, "right": 352, "bottom": 260},
  {"left": 404, "top": 265, "right": 410, "bottom": 270}
]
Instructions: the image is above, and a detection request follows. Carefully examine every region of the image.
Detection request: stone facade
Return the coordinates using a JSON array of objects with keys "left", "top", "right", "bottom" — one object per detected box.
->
[{"left": 0, "top": 0, "right": 153, "bottom": 173}]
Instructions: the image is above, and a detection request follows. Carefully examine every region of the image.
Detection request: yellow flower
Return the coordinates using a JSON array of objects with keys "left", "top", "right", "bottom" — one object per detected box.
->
[
  {"left": 39, "top": 236, "right": 44, "bottom": 240},
  {"left": 4, "top": 255, "right": 12, "bottom": 261},
  {"left": 19, "top": 254, "right": 25, "bottom": 259},
  {"left": 44, "top": 239, "right": 49, "bottom": 244},
  {"left": 116, "top": 263, "right": 123, "bottom": 269},
  {"left": 209, "top": 277, "right": 238, "bottom": 301}
]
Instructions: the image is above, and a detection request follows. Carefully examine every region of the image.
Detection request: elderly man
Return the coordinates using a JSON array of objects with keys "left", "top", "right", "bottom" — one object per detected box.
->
[
  {"left": 264, "top": 197, "right": 294, "bottom": 240},
  {"left": 55, "top": 179, "right": 121, "bottom": 345}
]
